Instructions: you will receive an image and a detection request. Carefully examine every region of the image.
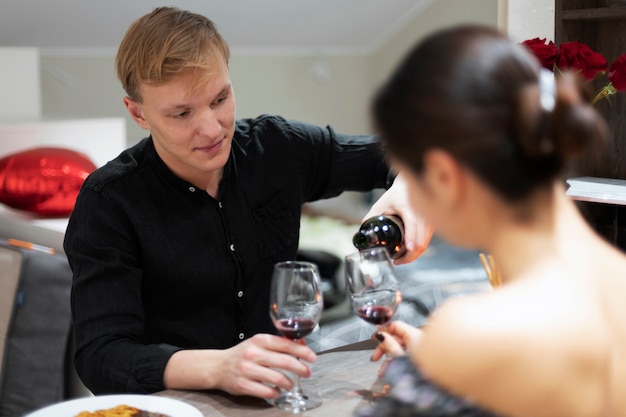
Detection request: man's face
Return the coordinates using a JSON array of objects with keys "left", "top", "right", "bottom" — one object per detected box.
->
[{"left": 124, "top": 58, "right": 236, "bottom": 190}]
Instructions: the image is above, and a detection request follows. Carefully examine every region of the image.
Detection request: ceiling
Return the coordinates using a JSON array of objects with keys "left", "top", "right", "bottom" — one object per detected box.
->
[{"left": 0, "top": 0, "right": 434, "bottom": 56}]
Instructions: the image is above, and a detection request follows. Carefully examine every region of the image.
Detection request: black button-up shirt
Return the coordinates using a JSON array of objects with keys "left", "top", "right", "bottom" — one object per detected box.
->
[{"left": 64, "top": 115, "right": 389, "bottom": 394}]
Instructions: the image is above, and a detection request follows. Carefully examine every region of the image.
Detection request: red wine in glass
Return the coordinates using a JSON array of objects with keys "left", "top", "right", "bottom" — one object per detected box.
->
[
  {"left": 357, "top": 305, "right": 395, "bottom": 326},
  {"left": 345, "top": 247, "right": 402, "bottom": 328},
  {"left": 345, "top": 249, "right": 401, "bottom": 398},
  {"left": 269, "top": 261, "right": 323, "bottom": 412},
  {"left": 275, "top": 318, "right": 317, "bottom": 340}
]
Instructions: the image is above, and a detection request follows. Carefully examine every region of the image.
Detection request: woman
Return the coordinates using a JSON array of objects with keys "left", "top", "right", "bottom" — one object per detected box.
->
[{"left": 359, "top": 25, "right": 626, "bottom": 417}]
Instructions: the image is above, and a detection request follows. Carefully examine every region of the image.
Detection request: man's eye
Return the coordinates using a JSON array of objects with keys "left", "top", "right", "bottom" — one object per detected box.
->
[{"left": 173, "top": 111, "right": 190, "bottom": 119}]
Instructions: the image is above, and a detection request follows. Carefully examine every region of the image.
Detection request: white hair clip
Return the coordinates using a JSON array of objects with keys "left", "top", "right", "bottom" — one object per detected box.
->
[{"left": 539, "top": 68, "right": 556, "bottom": 112}]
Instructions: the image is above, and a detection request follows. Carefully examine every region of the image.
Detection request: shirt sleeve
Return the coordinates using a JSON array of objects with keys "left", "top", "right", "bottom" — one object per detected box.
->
[
  {"left": 269, "top": 116, "right": 390, "bottom": 202},
  {"left": 64, "top": 185, "right": 182, "bottom": 394}
]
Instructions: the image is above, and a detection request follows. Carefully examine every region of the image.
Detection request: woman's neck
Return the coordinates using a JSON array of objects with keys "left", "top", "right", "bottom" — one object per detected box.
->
[{"left": 484, "top": 182, "right": 594, "bottom": 282}]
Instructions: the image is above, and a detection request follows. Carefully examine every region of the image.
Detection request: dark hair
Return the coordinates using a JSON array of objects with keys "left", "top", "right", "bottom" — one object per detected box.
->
[{"left": 373, "top": 25, "right": 606, "bottom": 202}]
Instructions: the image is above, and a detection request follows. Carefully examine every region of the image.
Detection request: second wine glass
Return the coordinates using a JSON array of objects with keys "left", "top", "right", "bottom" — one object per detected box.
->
[{"left": 345, "top": 247, "right": 402, "bottom": 328}]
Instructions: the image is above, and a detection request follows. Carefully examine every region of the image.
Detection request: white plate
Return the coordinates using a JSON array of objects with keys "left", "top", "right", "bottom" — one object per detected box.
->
[{"left": 25, "top": 394, "right": 203, "bottom": 417}]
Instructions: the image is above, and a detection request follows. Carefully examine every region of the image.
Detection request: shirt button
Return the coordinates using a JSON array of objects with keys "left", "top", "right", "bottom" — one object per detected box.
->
[
  {"left": 188, "top": 186, "right": 196, "bottom": 192},
  {"left": 218, "top": 201, "right": 223, "bottom": 209},
  {"left": 229, "top": 244, "right": 235, "bottom": 252},
  {"left": 237, "top": 290, "right": 244, "bottom": 298},
  {"left": 238, "top": 333, "right": 245, "bottom": 340}
]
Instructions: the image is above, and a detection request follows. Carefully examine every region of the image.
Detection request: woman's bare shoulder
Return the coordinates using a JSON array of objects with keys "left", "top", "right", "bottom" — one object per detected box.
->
[
  {"left": 414, "top": 286, "right": 535, "bottom": 379},
  {"left": 410, "top": 279, "right": 607, "bottom": 416}
]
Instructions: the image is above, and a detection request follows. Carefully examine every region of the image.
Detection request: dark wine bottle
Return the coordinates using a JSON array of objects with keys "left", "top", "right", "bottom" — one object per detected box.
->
[{"left": 352, "top": 215, "right": 405, "bottom": 258}]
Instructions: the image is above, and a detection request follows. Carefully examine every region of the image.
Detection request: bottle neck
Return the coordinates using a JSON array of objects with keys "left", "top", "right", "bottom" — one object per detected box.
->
[
  {"left": 353, "top": 229, "right": 380, "bottom": 249},
  {"left": 361, "top": 229, "right": 380, "bottom": 245}
]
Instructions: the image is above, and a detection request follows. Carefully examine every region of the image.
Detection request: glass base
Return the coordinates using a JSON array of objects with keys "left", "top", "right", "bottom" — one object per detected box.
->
[{"left": 273, "top": 390, "right": 322, "bottom": 413}]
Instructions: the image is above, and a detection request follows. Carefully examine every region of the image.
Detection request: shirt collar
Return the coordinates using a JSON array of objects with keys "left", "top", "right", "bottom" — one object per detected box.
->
[{"left": 145, "top": 135, "right": 234, "bottom": 198}]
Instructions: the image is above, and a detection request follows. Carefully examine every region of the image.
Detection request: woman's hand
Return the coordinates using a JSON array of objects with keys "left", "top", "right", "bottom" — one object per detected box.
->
[
  {"left": 164, "top": 333, "right": 316, "bottom": 399},
  {"left": 364, "top": 172, "right": 434, "bottom": 265},
  {"left": 370, "top": 321, "right": 423, "bottom": 362}
]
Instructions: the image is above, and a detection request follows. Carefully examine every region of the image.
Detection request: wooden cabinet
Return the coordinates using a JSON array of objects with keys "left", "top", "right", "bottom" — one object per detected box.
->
[
  {"left": 556, "top": 1, "right": 626, "bottom": 249},
  {"left": 556, "top": 0, "right": 626, "bottom": 179}
]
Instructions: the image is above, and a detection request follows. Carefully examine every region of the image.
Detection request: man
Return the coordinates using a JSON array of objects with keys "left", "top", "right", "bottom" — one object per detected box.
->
[{"left": 64, "top": 6, "right": 430, "bottom": 400}]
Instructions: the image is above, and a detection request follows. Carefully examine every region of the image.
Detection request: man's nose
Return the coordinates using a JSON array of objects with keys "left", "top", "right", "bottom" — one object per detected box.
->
[{"left": 197, "top": 110, "right": 221, "bottom": 137}]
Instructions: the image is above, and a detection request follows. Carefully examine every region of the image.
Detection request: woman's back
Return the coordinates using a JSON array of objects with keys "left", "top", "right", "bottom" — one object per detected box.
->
[
  {"left": 590, "top": 239, "right": 626, "bottom": 416},
  {"left": 413, "top": 201, "right": 626, "bottom": 417}
]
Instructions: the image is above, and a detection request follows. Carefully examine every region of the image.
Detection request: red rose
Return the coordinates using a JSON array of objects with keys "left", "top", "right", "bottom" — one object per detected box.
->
[
  {"left": 556, "top": 41, "right": 607, "bottom": 81},
  {"left": 522, "top": 38, "right": 559, "bottom": 70},
  {"left": 608, "top": 53, "right": 626, "bottom": 92}
]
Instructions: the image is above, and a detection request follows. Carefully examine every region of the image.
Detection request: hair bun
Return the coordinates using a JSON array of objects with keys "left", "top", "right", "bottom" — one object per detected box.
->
[{"left": 550, "top": 72, "right": 606, "bottom": 160}]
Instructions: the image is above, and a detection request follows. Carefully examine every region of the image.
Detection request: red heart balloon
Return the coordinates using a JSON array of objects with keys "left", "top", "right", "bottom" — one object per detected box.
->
[{"left": 0, "top": 147, "right": 97, "bottom": 217}]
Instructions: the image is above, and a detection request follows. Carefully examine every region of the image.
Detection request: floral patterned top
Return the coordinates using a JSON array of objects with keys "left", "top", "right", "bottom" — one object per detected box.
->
[{"left": 355, "top": 356, "right": 500, "bottom": 417}]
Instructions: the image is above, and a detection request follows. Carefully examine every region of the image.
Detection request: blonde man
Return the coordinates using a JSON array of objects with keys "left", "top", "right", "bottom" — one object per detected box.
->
[{"left": 65, "top": 7, "right": 430, "bottom": 399}]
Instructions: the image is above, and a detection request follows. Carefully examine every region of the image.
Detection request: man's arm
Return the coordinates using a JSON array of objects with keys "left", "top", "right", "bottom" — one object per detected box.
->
[
  {"left": 65, "top": 186, "right": 179, "bottom": 393},
  {"left": 163, "top": 334, "right": 316, "bottom": 399}
]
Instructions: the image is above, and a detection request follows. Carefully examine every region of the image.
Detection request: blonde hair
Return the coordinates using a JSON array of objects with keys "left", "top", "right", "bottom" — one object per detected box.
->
[{"left": 115, "top": 7, "right": 230, "bottom": 102}]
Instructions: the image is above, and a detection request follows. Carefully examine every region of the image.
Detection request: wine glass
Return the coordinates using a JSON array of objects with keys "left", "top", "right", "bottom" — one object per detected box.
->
[
  {"left": 344, "top": 247, "right": 402, "bottom": 328},
  {"left": 345, "top": 247, "right": 401, "bottom": 398},
  {"left": 269, "top": 261, "right": 324, "bottom": 412}
]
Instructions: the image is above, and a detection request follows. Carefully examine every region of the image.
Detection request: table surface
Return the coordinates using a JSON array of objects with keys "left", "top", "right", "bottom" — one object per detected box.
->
[{"left": 156, "top": 339, "right": 382, "bottom": 417}]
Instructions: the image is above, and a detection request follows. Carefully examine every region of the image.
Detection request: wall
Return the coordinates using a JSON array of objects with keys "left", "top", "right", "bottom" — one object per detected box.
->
[
  {"left": 38, "top": 1, "right": 556, "bottom": 143},
  {"left": 371, "top": 0, "right": 499, "bottom": 89},
  {"left": 37, "top": 0, "right": 558, "bottom": 146},
  {"left": 0, "top": 48, "right": 41, "bottom": 121},
  {"left": 41, "top": 0, "right": 503, "bottom": 147},
  {"left": 505, "top": 0, "right": 555, "bottom": 42},
  {"left": 229, "top": 55, "right": 372, "bottom": 135},
  {"left": 40, "top": 55, "right": 136, "bottom": 139},
  {"left": 41, "top": 53, "right": 373, "bottom": 146},
  {"left": 37, "top": 0, "right": 504, "bottom": 221}
]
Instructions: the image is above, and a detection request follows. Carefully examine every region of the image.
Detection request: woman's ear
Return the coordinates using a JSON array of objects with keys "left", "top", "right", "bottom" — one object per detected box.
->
[
  {"left": 123, "top": 97, "right": 150, "bottom": 130},
  {"left": 421, "top": 149, "right": 466, "bottom": 212}
]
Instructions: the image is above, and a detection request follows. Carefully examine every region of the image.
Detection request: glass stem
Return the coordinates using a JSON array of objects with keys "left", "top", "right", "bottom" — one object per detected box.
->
[{"left": 292, "top": 357, "right": 304, "bottom": 395}]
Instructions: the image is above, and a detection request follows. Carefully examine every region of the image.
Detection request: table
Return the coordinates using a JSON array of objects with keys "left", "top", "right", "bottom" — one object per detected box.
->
[{"left": 155, "top": 339, "right": 382, "bottom": 416}]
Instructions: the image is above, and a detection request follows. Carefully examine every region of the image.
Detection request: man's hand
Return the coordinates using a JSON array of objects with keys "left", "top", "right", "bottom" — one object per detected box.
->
[
  {"left": 364, "top": 172, "right": 434, "bottom": 264},
  {"left": 164, "top": 333, "right": 316, "bottom": 399}
]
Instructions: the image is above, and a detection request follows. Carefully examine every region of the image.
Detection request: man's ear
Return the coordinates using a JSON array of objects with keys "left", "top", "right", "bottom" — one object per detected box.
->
[
  {"left": 123, "top": 96, "right": 150, "bottom": 130},
  {"left": 422, "top": 149, "right": 465, "bottom": 211}
]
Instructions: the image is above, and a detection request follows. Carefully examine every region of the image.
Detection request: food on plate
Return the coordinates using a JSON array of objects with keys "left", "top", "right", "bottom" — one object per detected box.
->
[{"left": 74, "top": 404, "right": 170, "bottom": 417}]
